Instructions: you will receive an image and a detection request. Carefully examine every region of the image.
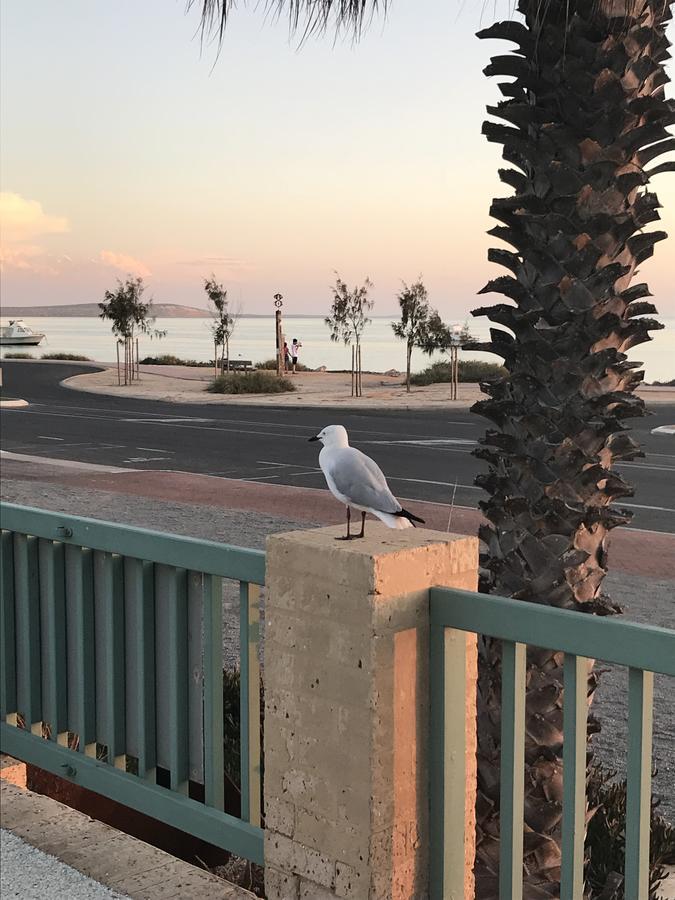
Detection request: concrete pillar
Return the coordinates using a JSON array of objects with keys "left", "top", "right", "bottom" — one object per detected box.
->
[{"left": 264, "top": 524, "right": 478, "bottom": 900}]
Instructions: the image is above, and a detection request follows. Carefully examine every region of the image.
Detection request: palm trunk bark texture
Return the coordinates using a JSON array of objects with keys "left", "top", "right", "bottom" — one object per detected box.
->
[{"left": 472, "top": 2, "right": 673, "bottom": 897}]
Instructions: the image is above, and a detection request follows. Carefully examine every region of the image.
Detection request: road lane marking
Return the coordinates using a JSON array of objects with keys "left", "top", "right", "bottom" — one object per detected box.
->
[
  {"left": 137, "top": 447, "right": 173, "bottom": 453},
  {"left": 617, "top": 462, "right": 675, "bottom": 472},
  {"left": 37, "top": 435, "right": 64, "bottom": 441},
  {"left": 27, "top": 402, "right": 479, "bottom": 441},
  {"left": 621, "top": 502, "right": 675, "bottom": 513},
  {"left": 363, "top": 438, "right": 476, "bottom": 447}
]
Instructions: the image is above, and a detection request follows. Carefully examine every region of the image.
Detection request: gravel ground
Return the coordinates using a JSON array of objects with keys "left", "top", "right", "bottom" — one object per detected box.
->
[
  {"left": 1, "top": 477, "right": 673, "bottom": 818},
  {"left": 0, "top": 830, "right": 129, "bottom": 900}
]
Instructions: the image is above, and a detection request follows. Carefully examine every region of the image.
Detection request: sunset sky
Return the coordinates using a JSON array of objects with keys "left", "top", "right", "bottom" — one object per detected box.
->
[{"left": 1, "top": 1, "right": 673, "bottom": 317}]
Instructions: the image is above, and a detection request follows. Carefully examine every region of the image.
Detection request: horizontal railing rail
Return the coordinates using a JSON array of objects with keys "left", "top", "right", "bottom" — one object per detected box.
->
[
  {"left": 429, "top": 586, "right": 675, "bottom": 900},
  {"left": 0, "top": 502, "right": 265, "bottom": 865}
]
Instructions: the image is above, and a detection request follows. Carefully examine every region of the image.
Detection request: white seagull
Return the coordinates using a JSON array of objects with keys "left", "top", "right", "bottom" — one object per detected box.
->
[{"left": 308, "top": 424, "right": 425, "bottom": 539}]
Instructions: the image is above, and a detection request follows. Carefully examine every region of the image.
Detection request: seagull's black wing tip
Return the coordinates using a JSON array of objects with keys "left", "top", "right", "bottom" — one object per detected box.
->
[{"left": 396, "top": 508, "right": 425, "bottom": 526}]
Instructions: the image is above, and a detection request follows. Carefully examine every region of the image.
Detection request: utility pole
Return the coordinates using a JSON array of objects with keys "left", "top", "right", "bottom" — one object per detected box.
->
[
  {"left": 274, "top": 294, "right": 284, "bottom": 376},
  {"left": 450, "top": 324, "right": 462, "bottom": 401}
]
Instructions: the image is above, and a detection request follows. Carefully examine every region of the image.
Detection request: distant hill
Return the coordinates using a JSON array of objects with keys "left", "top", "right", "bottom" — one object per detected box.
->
[{"left": 1, "top": 302, "right": 209, "bottom": 318}]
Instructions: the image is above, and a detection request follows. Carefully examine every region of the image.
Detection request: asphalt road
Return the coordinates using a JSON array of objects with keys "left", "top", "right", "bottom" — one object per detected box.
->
[{"left": 1, "top": 361, "right": 674, "bottom": 534}]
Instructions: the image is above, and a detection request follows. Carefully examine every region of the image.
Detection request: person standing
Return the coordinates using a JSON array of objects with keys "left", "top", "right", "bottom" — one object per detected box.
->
[
  {"left": 290, "top": 338, "right": 302, "bottom": 374},
  {"left": 283, "top": 341, "right": 291, "bottom": 372}
]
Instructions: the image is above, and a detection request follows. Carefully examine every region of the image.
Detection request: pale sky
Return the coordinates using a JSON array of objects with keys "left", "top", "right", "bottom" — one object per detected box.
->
[{"left": 1, "top": 1, "right": 673, "bottom": 316}]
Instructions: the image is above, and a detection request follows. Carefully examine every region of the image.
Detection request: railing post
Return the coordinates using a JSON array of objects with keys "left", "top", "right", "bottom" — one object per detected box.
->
[{"left": 264, "top": 524, "right": 478, "bottom": 900}]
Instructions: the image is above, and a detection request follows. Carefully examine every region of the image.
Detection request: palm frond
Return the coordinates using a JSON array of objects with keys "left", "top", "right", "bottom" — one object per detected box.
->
[{"left": 186, "top": 0, "right": 386, "bottom": 45}]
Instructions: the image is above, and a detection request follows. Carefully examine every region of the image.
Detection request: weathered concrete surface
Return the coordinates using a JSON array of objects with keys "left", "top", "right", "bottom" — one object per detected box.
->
[
  {"left": 264, "top": 524, "right": 479, "bottom": 899},
  {"left": 0, "top": 781, "right": 255, "bottom": 899}
]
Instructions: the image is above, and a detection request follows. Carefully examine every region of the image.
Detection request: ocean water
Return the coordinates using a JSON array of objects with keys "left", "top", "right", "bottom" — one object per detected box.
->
[{"left": 1, "top": 314, "right": 673, "bottom": 383}]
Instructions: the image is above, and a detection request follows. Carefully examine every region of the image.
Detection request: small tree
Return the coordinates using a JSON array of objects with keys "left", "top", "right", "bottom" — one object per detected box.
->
[
  {"left": 204, "top": 275, "right": 239, "bottom": 373},
  {"left": 325, "top": 274, "right": 373, "bottom": 397},
  {"left": 392, "top": 278, "right": 456, "bottom": 392},
  {"left": 99, "top": 277, "right": 164, "bottom": 385}
]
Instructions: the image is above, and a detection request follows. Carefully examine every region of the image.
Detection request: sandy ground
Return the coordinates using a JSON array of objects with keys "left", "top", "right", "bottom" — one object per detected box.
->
[{"left": 61, "top": 365, "right": 675, "bottom": 409}]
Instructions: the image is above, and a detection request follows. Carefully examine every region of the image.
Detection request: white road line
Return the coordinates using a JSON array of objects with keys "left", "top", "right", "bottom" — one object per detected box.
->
[
  {"left": 29, "top": 402, "right": 478, "bottom": 440},
  {"left": 137, "top": 447, "right": 173, "bottom": 453},
  {"left": 617, "top": 462, "right": 675, "bottom": 472},
  {"left": 124, "top": 456, "right": 171, "bottom": 463},
  {"left": 244, "top": 474, "right": 280, "bottom": 481},
  {"left": 37, "top": 435, "right": 64, "bottom": 441},
  {"left": 363, "top": 438, "right": 475, "bottom": 446},
  {"left": 621, "top": 502, "right": 675, "bottom": 513}
]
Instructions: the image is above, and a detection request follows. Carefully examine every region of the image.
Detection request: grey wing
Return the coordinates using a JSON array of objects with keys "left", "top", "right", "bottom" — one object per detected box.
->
[{"left": 328, "top": 448, "right": 401, "bottom": 513}]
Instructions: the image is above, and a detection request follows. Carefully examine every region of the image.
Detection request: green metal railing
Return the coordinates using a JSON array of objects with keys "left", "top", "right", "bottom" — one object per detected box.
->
[
  {"left": 429, "top": 587, "right": 675, "bottom": 900},
  {"left": 0, "top": 502, "right": 265, "bottom": 864}
]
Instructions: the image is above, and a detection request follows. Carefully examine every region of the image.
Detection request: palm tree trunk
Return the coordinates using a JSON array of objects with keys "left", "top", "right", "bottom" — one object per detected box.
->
[
  {"left": 473, "top": 3, "right": 672, "bottom": 897},
  {"left": 406, "top": 343, "right": 412, "bottom": 392}
]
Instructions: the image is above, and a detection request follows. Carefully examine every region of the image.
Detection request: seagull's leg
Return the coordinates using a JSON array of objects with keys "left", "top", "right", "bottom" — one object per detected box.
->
[
  {"left": 336, "top": 506, "right": 353, "bottom": 540},
  {"left": 357, "top": 511, "right": 366, "bottom": 538}
]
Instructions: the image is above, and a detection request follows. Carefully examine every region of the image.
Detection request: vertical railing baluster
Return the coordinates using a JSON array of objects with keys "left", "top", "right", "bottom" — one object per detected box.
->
[
  {"left": 203, "top": 574, "right": 224, "bottom": 810},
  {"left": 95, "top": 551, "right": 125, "bottom": 766},
  {"left": 561, "top": 653, "right": 588, "bottom": 900},
  {"left": 500, "top": 640, "right": 526, "bottom": 900},
  {"left": 167, "top": 567, "right": 189, "bottom": 792},
  {"left": 66, "top": 546, "right": 96, "bottom": 755},
  {"left": 240, "top": 580, "right": 261, "bottom": 826},
  {"left": 1, "top": 530, "right": 17, "bottom": 722},
  {"left": 187, "top": 571, "right": 205, "bottom": 787},
  {"left": 39, "top": 539, "right": 68, "bottom": 743},
  {"left": 14, "top": 534, "right": 41, "bottom": 733},
  {"left": 125, "top": 558, "right": 156, "bottom": 779},
  {"left": 625, "top": 667, "right": 654, "bottom": 900},
  {"left": 429, "top": 622, "right": 471, "bottom": 900}
]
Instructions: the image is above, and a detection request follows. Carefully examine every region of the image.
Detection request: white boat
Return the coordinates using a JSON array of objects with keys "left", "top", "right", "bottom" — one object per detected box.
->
[{"left": 0, "top": 320, "right": 46, "bottom": 346}]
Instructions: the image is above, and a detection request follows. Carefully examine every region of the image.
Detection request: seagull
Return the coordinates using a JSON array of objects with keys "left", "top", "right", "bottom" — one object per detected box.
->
[{"left": 308, "top": 424, "right": 425, "bottom": 539}]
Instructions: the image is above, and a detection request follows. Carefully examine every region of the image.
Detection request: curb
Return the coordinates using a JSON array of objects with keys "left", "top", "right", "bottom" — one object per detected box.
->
[
  {"left": 0, "top": 398, "right": 29, "bottom": 408},
  {"left": 0, "top": 779, "right": 255, "bottom": 899}
]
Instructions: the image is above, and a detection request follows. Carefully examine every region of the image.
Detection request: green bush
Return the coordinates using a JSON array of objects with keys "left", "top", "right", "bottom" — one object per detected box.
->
[
  {"left": 208, "top": 371, "right": 296, "bottom": 394},
  {"left": 410, "top": 359, "right": 507, "bottom": 385},
  {"left": 140, "top": 354, "right": 213, "bottom": 367},
  {"left": 41, "top": 352, "right": 92, "bottom": 361},
  {"left": 256, "top": 358, "right": 309, "bottom": 372},
  {"left": 4, "top": 352, "right": 34, "bottom": 359}
]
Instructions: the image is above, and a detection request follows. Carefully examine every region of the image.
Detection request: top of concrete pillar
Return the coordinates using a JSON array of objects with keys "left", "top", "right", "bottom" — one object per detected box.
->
[{"left": 267, "top": 524, "right": 478, "bottom": 596}]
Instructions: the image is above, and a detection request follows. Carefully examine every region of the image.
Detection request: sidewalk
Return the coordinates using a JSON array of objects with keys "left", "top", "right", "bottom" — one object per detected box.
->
[
  {"left": 62, "top": 364, "right": 675, "bottom": 409},
  {"left": 0, "top": 781, "right": 254, "bottom": 899}
]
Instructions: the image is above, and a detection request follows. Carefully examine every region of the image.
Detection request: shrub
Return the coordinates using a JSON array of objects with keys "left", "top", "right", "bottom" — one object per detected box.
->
[
  {"left": 586, "top": 763, "right": 675, "bottom": 899},
  {"left": 41, "top": 352, "right": 92, "bottom": 361},
  {"left": 410, "top": 359, "right": 507, "bottom": 385},
  {"left": 207, "top": 371, "right": 296, "bottom": 394},
  {"left": 649, "top": 378, "right": 675, "bottom": 387},
  {"left": 140, "top": 354, "right": 212, "bottom": 367},
  {"left": 4, "top": 352, "right": 34, "bottom": 359},
  {"left": 256, "top": 358, "right": 309, "bottom": 372}
]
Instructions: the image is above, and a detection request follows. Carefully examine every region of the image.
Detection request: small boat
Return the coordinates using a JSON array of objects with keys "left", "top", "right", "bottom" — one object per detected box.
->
[{"left": 0, "top": 320, "right": 46, "bottom": 346}]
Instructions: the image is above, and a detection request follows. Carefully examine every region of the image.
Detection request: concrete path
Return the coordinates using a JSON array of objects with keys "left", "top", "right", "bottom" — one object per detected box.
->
[
  {"left": 0, "top": 829, "right": 129, "bottom": 900},
  {"left": 0, "top": 782, "right": 255, "bottom": 899}
]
